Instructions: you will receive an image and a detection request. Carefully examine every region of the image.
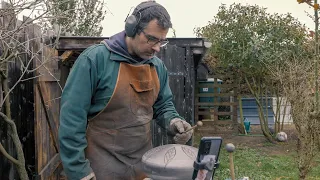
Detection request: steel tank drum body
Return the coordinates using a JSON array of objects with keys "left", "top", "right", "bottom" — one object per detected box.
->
[{"left": 142, "top": 144, "right": 198, "bottom": 180}]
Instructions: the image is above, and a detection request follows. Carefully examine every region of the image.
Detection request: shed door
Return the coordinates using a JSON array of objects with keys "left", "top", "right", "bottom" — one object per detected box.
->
[
  {"left": 152, "top": 45, "right": 193, "bottom": 146},
  {"left": 34, "top": 46, "right": 63, "bottom": 180}
]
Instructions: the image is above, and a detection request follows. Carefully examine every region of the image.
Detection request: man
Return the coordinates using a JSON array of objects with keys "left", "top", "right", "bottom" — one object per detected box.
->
[{"left": 58, "top": 1, "right": 193, "bottom": 180}]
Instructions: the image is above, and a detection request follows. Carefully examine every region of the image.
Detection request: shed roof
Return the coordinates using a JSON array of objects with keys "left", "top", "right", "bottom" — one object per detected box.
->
[{"left": 45, "top": 36, "right": 211, "bottom": 65}]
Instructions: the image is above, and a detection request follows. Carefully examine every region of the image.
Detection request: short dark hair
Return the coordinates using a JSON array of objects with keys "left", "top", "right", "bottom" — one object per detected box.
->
[{"left": 132, "top": 1, "right": 172, "bottom": 34}]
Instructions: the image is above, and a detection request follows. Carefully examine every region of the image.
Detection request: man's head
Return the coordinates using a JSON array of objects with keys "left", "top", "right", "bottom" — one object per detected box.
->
[{"left": 125, "top": 1, "right": 172, "bottom": 60}]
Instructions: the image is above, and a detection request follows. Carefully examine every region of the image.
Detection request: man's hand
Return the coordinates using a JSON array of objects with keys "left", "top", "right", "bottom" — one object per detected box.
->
[{"left": 169, "top": 118, "right": 193, "bottom": 144}]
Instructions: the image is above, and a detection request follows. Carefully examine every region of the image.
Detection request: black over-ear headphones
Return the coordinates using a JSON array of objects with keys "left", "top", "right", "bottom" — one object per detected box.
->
[{"left": 125, "top": 1, "right": 162, "bottom": 37}]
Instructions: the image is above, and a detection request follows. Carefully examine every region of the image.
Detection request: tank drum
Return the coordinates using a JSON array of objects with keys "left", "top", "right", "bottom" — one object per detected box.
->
[{"left": 142, "top": 144, "right": 198, "bottom": 180}]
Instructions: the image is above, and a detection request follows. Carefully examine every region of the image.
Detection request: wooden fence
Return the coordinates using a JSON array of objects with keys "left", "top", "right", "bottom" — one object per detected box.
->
[
  {"left": 195, "top": 68, "right": 239, "bottom": 134},
  {"left": 0, "top": 2, "right": 63, "bottom": 179}
]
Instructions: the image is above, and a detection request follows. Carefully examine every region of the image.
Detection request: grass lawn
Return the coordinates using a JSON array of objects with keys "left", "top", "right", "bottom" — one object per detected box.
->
[
  {"left": 214, "top": 146, "right": 320, "bottom": 180},
  {"left": 193, "top": 130, "right": 320, "bottom": 180}
]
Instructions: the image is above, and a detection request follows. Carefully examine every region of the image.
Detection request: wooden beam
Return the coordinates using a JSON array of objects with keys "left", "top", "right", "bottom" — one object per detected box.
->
[
  {"left": 49, "top": 36, "right": 206, "bottom": 51},
  {"left": 197, "top": 83, "right": 237, "bottom": 88},
  {"left": 196, "top": 102, "right": 238, "bottom": 106},
  {"left": 37, "top": 153, "right": 61, "bottom": 180},
  {"left": 201, "top": 120, "right": 237, "bottom": 125},
  {"left": 60, "top": 50, "right": 74, "bottom": 62},
  {"left": 197, "top": 111, "right": 234, "bottom": 116},
  {"left": 197, "top": 93, "right": 234, "bottom": 97},
  {"left": 36, "top": 81, "right": 59, "bottom": 152},
  {"left": 197, "top": 129, "right": 236, "bottom": 134}
]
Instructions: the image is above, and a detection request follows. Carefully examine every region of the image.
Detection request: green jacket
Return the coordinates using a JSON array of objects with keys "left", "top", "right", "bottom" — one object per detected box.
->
[{"left": 58, "top": 40, "right": 182, "bottom": 179}]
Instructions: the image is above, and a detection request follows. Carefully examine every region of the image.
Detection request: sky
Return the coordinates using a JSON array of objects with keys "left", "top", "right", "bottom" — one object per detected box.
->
[{"left": 102, "top": 0, "right": 315, "bottom": 38}]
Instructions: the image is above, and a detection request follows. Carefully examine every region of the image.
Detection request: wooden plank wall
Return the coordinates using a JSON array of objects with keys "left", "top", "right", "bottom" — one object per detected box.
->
[
  {"left": 195, "top": 69, "right": 238, "bottom": 134},
  {"left": 0, "top": 3, "right": 15, "bottom": 179},
  {"left": 152, "top": 44, "right": 188, "bottom": 146},
  {"left": 0, "top": 2, "right": 18, "bottom": 179},
  {"left": 0, "top": 3, "right": 37, "bottom": 180},
  {"left": 0, "top": 2, "right": 62, "bottom": 179},
  {"left": 151, "top": 43, "right": 200, "bottom": 147},
  {"left": 34, "top": 36, "right": 62, "bottom": 180}
]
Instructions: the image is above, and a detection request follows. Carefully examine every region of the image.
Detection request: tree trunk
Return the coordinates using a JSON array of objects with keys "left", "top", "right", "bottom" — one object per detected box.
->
[
  {"left": 297, "top": 138, "right": 312, "bottom": 180},
  {"left": 238, "top": 94, "right": 246, "bottom": 134},
  {"left": 256, "top": 101, "right": 274, "bottom": 142},
  {"left": 281, "top": 99, "right": 289, "bottom": 131},
  {"left": 0, "top": 112, "right": 29, "bottom": 180},
  {"left": 273, "top": 94, "right": 280, "bottom": 134},
  {"left": 0, "top": 73, "right": 29, "bottom": 180},
  {"left": 244, "top": 76, "right": 274, "bottom": 142}
]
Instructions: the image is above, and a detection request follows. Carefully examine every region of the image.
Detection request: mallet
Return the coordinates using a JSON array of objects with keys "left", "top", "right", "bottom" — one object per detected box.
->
[
  {"left": 225, "top": 143, "right": 236, "bottom": 180},
  {"left": 183, "top": 121, "right": 203, "bottom": 133},
  {"left": 167, "top": 121, "right": 203, "bottom": 136}
]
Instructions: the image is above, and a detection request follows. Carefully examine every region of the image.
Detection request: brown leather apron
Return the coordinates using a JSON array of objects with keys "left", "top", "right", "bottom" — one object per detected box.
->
[{"left": 85, "top": 62, "right": 160, "bottom": 180}]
